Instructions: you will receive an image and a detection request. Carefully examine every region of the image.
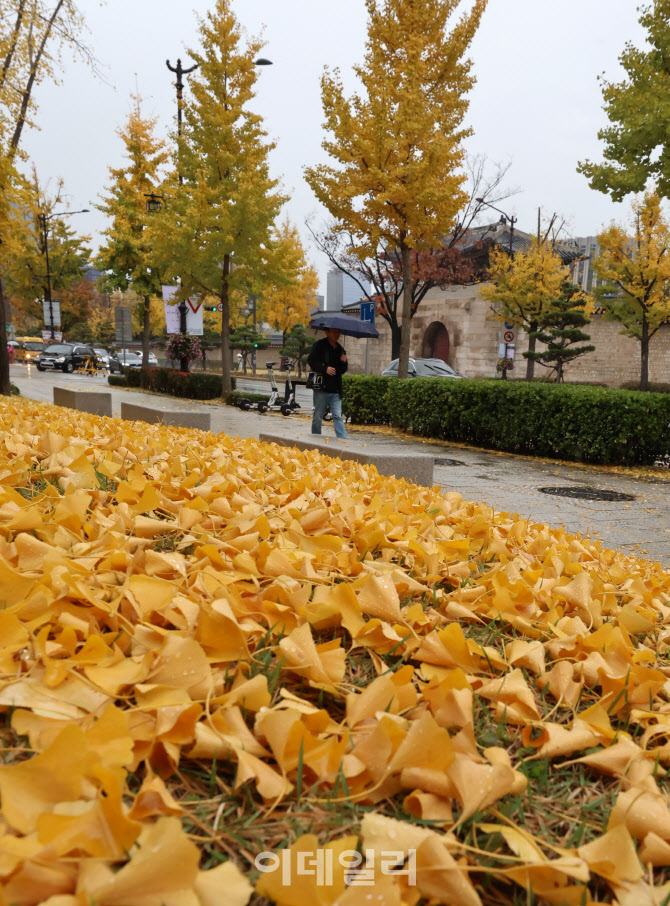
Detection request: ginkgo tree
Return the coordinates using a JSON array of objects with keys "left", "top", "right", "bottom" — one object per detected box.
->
[
  {"left": 96, "top": 96, "right": 168, "bottom": 378},
  {"left": 5, "top": 173, "right": 92, "bottom": 330},
  {"left": 0, "top": 0, "right": 92, "bottom": 394},
  {"left": 259, "top": 222, "right": 319, "bottom": 335},
  {"left": 306, "top": 0, "right": 487, "bottom": 378},
  {"left": 479, "top": 237, "right": 568, "bottom": 381},
  {"left": 156, "top": 0, "right": 286, "bottom": 400},
  {"left": 593, "top": 192, "right": 670, "bottom": 391}
]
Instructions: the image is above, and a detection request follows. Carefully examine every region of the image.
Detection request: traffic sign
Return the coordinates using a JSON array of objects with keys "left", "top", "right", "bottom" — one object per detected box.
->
[
  {"left": 504, "top": 321, "right": 514, "bottom": 330},
  {"left": 360, "top": 301, "right": 375, "bottom": 324},
  {"left": 503, "top": 330, "right": 515, "bottom": 343}
]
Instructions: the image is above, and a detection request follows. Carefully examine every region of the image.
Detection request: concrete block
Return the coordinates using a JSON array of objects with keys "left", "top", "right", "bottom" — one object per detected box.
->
[
  {"left": 120, "top": 402, "right": 211, "bottom": 431},
  {"left": 53, "top": 387, "right": 112, "bottom": 417},
  {"left": 260, "top": 432, "right": 434, "bottom": 487}
]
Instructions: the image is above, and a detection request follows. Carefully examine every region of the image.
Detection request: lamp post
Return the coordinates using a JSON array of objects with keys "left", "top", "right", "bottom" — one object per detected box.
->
[
  {"left": 475, "top": 198, "right": 516, "bottom": 254},
  {"left": 38, "top": 208, "right": 89, "bottom": 340}
]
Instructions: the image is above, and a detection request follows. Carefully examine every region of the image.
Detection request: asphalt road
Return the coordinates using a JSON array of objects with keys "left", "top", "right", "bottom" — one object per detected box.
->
[{"left": 9, "top": 364, "right": 670, "bottom": 566}]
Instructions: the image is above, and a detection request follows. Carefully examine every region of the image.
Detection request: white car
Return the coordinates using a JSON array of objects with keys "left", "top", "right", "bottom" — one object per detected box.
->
[
  {"left": 93, "top": 347, "right": 111, "bottom": 370},
  {"left": 136, "top": 350, "right": 158, "bottom": 366},
  {"left": 382, "top": 358, "right": 466, "bottom": 378}
]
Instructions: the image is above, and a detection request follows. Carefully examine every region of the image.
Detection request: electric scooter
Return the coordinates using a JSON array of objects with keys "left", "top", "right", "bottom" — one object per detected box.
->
[{"left": 237, "top": 361, "right": 293, "bottom": 416}]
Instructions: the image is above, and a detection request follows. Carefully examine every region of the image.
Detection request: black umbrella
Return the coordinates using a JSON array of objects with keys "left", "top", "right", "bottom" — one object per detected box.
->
[{"left": 310, "top": 312, "right": 379, "bottom": 339}]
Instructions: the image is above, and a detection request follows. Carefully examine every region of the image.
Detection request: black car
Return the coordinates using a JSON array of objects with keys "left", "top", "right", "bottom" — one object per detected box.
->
[{"left": 36, "top": 343, "right": 99, "bottom": 373}]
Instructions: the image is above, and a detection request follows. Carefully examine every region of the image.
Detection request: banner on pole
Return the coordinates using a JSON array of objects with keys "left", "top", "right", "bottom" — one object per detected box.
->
[{"left": 162, "top": 286, "right": 203, "bottom": 336}]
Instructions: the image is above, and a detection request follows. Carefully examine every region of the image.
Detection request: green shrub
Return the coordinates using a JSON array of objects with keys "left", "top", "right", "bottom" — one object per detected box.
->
[
  {"left": 342, "top": 375, "right": 394, "bottom": 425},
  {"left": 108, "top": 369, "right": 235, "bottom": 399},
  {"left": 229, "top": 391, "right": 270, "bottom": 406},
  {"left": 343, "top": 375, "right": 670, "bottom": 466},
  {"left": 10, "top": 383, "right": 20, "bottom": 396},
  {"left": 620, "top": 381, "right": 670, "bottom": 393}
]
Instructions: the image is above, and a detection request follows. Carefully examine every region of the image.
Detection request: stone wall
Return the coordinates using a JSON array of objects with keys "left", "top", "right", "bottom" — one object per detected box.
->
[{"left": 345, "top": 283, "right": 670, "bottom": 387}]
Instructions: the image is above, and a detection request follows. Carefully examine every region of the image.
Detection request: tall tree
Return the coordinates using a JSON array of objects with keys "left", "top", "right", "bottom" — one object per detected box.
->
[
  {"left": 0, "top": 0, "right": 93, "bottom": 394},
  {"left": 5, "top": 174, "right": 92, "bottom": 331},
  {"left": 479, "top": 237, "right": 568, "bottom": 381},
  {"left": 305, "top": 0, "right": 486, "bottom": 378},
  {"left": 260, "top": 222, "right": 319, "bottom": 334},
  {"left": 156, "top": 0, "right": 286, "bottom": 400},
  {"left": 523, "top": 281, "right": 595, "bottom": 383},
  {"left": 308, "top": 154, "right": 513, "bottom": 360},
  {"left": 593, "top": 192, "right": 670, "bottom": 390},
  {"left": 96, "top": 97, "right": 168, "bottom": 381},
  {"left": 578, "top": 1, "right": 670, "bottom": 201}
]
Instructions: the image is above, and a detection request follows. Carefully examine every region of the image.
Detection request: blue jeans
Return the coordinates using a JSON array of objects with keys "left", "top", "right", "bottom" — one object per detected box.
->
[{"left": 312, "top": 391, "right": 346, "bottom": 439}]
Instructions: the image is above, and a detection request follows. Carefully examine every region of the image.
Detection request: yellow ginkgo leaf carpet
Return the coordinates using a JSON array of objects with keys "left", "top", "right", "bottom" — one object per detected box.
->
[{"left": 0, "top": 396, "right": 669, "bottom": 906}]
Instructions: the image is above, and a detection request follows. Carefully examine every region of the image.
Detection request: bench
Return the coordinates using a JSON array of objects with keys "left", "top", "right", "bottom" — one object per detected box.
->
[
  {"left": 120, "top": 402, "right": 211, "bottom": 431},
  {"left": 259, "top": 431, "right": 434, "bottom": 487},
  {"left": 53, "top": 387, "right": 112, "bottom": 417}
]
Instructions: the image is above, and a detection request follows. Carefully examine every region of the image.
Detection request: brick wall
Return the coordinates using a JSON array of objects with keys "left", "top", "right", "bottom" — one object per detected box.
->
[{"left": 344, "top": 284, "right": 670, "bottom": 386}]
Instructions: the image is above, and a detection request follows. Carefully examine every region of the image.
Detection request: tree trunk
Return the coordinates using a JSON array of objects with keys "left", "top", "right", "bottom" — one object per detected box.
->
[
  {"left": 0, "top": 277, "right": 11, "bottom": 396},
  {"left": 141, "top": 295, "right": 150, "bottom": 388},
  {"left": 220, "top": 255, "right": 232, "bottom": 400},
  {"left": 398, "top": 242, "right": 413, "bottom": 379},
  {"left": 390, "top": 321, "right": 402, "bottom": 361},
  {"left": 640, "top": 316, "right": 649, "bottom": 391},
  {"left": 10, "top": 0, "right": 66, "bottom": 155},
  {"left": 525, "top": 321, "right": 537, "bottom": 381}
]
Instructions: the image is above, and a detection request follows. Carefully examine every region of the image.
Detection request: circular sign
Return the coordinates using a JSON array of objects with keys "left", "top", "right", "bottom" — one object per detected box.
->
[
  {"left": 503, "top": 330, "right": 515, "bottom": 343},
  {"left": 216, "top": 302, "right": 224, "bottom": 312}
]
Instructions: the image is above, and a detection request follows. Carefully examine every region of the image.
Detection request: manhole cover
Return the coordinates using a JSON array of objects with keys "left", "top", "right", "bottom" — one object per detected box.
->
[
  {"left": 539, "top": 486, "right": 635, "bottom": 502},
  {"left": 434, "top": 458, "right": 466, "bottom": 467}
]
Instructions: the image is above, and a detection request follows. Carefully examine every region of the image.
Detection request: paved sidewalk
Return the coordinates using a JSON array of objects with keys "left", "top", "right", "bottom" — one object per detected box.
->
[{"left": 11, "top": 366, "right": 670, "bottom": 565}]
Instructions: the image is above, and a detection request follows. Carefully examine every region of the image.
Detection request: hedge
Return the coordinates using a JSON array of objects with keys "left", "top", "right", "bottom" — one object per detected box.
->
[
  {"left": 341, "top": 375, "right": 670, "bottom": 466},
  {"left": 108, "top": 368, "right": 235, "bottom": 400}
]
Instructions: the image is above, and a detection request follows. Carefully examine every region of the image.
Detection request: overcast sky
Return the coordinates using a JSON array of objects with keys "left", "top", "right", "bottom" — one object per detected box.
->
[{"left": 23, "top": 0, "right": 645, "bottom": 296}]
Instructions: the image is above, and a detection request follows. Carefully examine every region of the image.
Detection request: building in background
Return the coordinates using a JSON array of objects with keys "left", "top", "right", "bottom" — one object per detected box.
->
[
  {"left": 326, "top": 267, "right": 370, "bottom": 311},
  {"left": 571, "top": 237, "right": 601, "bottom": 292}
]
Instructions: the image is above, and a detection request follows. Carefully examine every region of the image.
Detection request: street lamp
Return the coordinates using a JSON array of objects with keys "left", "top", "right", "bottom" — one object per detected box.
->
[
  {"left": 144, "top": 192, "right": 164, "bottom": 213},
  {"left": 475, "top": 198, "right": 516, "bottom": 254},
  {"left": 38, "top": 208, "right": 90, "bottom": 340}
]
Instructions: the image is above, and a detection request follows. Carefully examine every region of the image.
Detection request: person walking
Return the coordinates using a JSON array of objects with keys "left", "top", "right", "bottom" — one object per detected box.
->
[{"left": 307, "top": 327, "right": 348, "bottom": 439}]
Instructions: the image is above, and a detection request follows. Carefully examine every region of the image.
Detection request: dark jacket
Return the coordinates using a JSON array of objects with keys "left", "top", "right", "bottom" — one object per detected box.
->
[{"left": 307, "top": 337, "right": 348, "bottom": 396}]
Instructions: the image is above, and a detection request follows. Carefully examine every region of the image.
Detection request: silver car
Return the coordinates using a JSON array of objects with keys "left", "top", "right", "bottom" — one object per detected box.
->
[{"left": 382, "top": 358, "right": 466, "bottom": 378}]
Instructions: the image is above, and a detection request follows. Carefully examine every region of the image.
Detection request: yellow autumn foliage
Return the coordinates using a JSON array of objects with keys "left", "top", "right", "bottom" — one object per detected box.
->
[{"left": 0, "top": 396, "right": 667, "bottom": 904}]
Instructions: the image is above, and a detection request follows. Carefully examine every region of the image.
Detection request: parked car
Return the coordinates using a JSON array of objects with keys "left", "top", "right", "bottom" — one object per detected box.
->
[
  {"left": 109, "top": 352, "right": 143, "bottom": 374},
  {"left": 136, "top": 350, "right": 158, "bottom": 366},
  {"left": 93, "top": 347, "right": 111, "bottom": 370},
  {"left": 381, "top": 358, "right": 466, "bottom": 378},
  {"left": 36, "top": 343, "right": 99, "bottom": 373}
]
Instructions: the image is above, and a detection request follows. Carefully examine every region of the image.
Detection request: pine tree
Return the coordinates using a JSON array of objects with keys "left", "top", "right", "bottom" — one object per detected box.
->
[
  {"left": 479, "top": 238, "right": 568, "bottom": 380},
  {"left": 305, "top": 0, "right": 486, "bottom": 378},
  {"left": 280, "top": 323, "right": 312, "bottom": 378},
  {"left": 229, "top": 323, "right": 270, "bottom": 374},
  {"left": 593, "top": 192, "right": 670, "bottom": 390},
  {"left": 96, "top": 97, "right": 168, "bottom": 378},
  {"left": 524, "top": 281, "right": 595, "bottom": 382},
  {"left": 157, "top": 0, "right": 286, "bottom": 399}
]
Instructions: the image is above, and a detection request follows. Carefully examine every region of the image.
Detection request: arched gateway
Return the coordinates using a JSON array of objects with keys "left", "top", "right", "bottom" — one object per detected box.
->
[{"left": 421, "top": 321, "right": 450, "bottom": 363}]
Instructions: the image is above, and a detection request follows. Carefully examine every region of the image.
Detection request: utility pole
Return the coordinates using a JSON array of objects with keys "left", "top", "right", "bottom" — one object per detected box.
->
[{"left": 38, "top": 208, "right": 89, "bottom": 340}]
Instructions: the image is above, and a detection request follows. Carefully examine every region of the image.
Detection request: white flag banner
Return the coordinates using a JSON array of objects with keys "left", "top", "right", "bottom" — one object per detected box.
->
[{"left": 162, "top": 286, "right": 203, "bottom": 336}]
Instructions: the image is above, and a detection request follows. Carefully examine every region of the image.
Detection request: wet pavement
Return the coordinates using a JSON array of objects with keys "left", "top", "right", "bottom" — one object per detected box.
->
[{"left": 10, "top": 365, "right": 670, "bottom": 565}]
